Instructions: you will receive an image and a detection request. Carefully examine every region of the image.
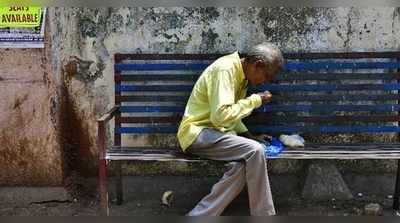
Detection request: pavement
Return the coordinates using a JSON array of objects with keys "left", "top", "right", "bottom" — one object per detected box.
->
[{"left": 0, "top": 175, "right": 399, "bottom": 216}]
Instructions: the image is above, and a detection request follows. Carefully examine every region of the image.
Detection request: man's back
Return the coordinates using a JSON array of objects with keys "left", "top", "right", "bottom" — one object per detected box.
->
[{"left": 177, "top": 52, "right": 261, "bottom": 151}]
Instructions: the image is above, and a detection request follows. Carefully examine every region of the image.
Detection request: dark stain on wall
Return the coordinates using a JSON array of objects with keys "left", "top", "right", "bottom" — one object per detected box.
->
[
  {"left": 145, "top": 9, "right": 185, "bottom": 36},
  {"left": 258, "top": 7, "right": 329, "bottom": 43},
  {"left": 200, "top": 28, "right": 219, "bottom": 52},
  {"left": 199, "top": 7, "right": 220, "bottom": 24},
  {"left": 49, "top": 96, "right": 58, "bottom": 126},
  {"left": 79, "top": 16, "right": 100, "bottom": 38},
  {"left": 66, "top": 57, "right": 105, "bottom": 83},
  {"left": 392, "top": 7, "right": 400, "bottom": 33},
  {"left": 0, "top": 133, "right": 42, "bottom": 185},
  {"left": 42, "top": 72, "right": 51, "bottom": 86},
  {"left": 108, "top": 13, "right": 124, "bottom": 33},
  {"left": 343, "top": 8, "right": 354, "bottom": 48},
  {"left": 13, "top": 94, "right": 29, "bottom": 110},
  {"left": 60, "top": 64, "right": 98, "bottom": 180},
  {"left": 0, "top": 103, "right": 61, "bottom": 186}
]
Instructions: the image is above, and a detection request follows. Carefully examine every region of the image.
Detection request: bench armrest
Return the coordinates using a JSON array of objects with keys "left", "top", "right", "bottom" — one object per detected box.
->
[
  {"left": 98, "top": 106, "right": 119, "bottom": 160},
  {"left": 97, "top": 106, "right": 119, "bottom": 216},
  {"left": 98, "top": 105, "right": 119, "bottom": 123}
]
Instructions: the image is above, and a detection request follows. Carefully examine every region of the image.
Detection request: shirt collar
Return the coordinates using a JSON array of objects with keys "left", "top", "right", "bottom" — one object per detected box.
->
[{"left": 233, "top": 51, "right": 246, "bottom": 84}]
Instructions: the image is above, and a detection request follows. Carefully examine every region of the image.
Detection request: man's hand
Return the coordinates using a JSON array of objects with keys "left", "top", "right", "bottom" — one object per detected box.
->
[
  {"left": 251, "top": 134, "right": 273, "bottom": 144},
  {"left": 239, "top": 131, "right": 272, "bottom": 144},
  {"left": 257, "top": 90, "right": 272, "bottom": 104}
]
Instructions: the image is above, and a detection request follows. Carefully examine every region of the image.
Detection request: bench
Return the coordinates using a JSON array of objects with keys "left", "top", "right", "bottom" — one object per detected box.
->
[{"left": 98, "top": 52, "right": 400, "bottom": 215}]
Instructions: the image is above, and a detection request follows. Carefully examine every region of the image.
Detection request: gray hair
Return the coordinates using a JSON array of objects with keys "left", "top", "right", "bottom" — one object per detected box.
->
[{"left": 245, "top": 42, "right": 284, "bottom": 65}]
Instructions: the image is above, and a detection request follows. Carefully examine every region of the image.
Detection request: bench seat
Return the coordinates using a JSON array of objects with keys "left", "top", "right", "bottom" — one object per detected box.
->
[{"left": 106, "top": 144, "right": 400, "bottom": 161}]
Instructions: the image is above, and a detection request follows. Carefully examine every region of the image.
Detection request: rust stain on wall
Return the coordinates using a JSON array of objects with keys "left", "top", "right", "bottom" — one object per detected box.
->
[
  {"left": 0, "top": 14, "right": 64, "bottom": 186},
  {"left": 59, "top": 62, "right": 98, "bottom": 178}
]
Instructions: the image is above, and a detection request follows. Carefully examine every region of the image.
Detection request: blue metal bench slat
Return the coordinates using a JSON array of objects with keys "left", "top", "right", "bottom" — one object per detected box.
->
[
  {"left": 115, "top": 62, "right": 400, "bottom": 72},
  {"left": 284, "top": 62, "right": 400, "bottom": 70},
  {"left": 119, "top": 114, "right": 400, "bottom": 124},
  {"left": 250, "top": 125, "right": 400, "bottom": 134},
  {"left": 120, "top": 106, "right": 183, "bottom": 113},
  {"left": 258, "top": 104, "right": 400, "bottom": 112},
  {"left": 114, "top": 52, "right": 400, "bottom": 60},
  {"left": 117, "top": 73, "right": 399, "bottom": 81},
  {"left": 120, "top": 104, "right": 400, "bottom": 113},
  {"left": 115, "top": 125, "right": 400, "bottom": 134},
  {"left": 116, "top": 84, "right": 194, "bottom": 92},
  {"left": 116, "top": 127, "right": 177, "bottom": 134},
  {"left": 277, "top": 73, "right": 399, "bottom": 81},
  {"left": 115, "top": 63, "right": 209, "bottom": 71},
  {"left": 259, "top": 83, "right": 400, "bottom": 92},
  {"left": 115, "top": 94, "right": 400, "bottom": 103},
  {"left": 115, "top": 83, "right": 400, "bottom": 92}
]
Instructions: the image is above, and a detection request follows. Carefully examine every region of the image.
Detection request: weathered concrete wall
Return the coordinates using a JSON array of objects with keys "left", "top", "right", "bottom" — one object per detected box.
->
[
  {"left": 49, "top": 7, "right": 400, "bottom": 177},
  {"left": 0, "top": 16, "right": 64, "bottom": 185}
]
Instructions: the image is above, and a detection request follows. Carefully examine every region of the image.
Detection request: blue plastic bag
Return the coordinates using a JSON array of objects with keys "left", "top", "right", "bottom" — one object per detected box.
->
[{"left": 262, "top": 138, "right": 285, "bottom": 157}]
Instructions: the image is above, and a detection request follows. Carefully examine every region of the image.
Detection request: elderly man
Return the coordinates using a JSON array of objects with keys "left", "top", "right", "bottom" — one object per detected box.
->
[{"left": 177, "top": 42, "right": 284, "bottom": 216}]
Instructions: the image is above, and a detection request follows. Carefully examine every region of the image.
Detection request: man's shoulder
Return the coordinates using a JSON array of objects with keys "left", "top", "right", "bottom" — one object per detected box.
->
[
  {"left": 208, "top": 52, "right": 238, "bottom": 73},
  {"left": 214, "top": 51, "right": 238, "bottom": 66}
]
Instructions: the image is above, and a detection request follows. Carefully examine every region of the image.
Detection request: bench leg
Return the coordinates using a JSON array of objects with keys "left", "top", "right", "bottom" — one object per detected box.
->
[
  {"left": 393, "top": 159, "right": 400, "bottom": 210},
  {"left": 99, "top": 158, "right": 109, "bottom": 216},
  {"left": 116, "top": 162, "right": 123, "bottom": 205}
]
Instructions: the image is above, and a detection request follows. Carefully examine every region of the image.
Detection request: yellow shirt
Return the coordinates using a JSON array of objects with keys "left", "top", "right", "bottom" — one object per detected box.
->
[{"left": 177, "top": 52, "right": 262, "bottom": 151}]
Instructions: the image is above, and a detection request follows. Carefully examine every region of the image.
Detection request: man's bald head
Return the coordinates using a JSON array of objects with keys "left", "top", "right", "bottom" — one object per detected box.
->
[
  {"left": 241, "top": 42, "right": 284, "bottom": 86},
  {"left": 245, "top": 42, "right": 284, "bottom": 66}
]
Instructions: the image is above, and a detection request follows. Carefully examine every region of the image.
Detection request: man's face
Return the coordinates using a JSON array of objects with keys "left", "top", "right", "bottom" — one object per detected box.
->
[{"left": 247, "top": 59, "right": 283, "bottom": 86}]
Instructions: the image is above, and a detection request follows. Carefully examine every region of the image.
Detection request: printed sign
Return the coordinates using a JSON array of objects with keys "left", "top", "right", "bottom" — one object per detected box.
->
[
  {"left": 0, "top": 7, "right": 42, "bottom": 28},
  {"left": 0, "top": 7, "right": 46, "bottom": 48}
]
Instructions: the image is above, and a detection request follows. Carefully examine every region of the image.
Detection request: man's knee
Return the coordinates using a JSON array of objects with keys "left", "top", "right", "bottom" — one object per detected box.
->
[
  {"left": 244, "top": 139, "right": 265, "bottom": 155},
  {"left": 253, "top": 143, "right": 265, "bottom": 156}
]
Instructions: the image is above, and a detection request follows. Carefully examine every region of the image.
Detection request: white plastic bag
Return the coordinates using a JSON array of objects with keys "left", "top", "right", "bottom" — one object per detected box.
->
[{"left": 279, "top": 134, "right": 305, "bottom": 147}]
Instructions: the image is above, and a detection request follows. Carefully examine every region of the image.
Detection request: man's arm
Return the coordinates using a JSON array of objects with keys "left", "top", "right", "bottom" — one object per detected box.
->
[
  {"left": 208, "top": 70, "right": 262, "bottom": 127},
  {"left": 234, "top": 120, "right": 248, "bottom": 134}
]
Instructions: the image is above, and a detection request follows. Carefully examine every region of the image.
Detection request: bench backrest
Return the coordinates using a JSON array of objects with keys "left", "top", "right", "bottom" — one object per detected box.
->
[{"left": 113, "top": 52, "right": 400, "bottom": 147}]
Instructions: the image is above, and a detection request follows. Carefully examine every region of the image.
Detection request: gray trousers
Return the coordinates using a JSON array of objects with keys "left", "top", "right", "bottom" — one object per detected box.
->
[{"left": 186, "top": 128, "right": 276, "bottom": 216}]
